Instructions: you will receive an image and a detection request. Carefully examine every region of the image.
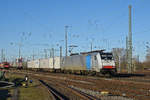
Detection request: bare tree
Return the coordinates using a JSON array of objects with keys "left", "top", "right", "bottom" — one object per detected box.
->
[{"left": 112, "top": 48, "right": 126, "bottom": 72}]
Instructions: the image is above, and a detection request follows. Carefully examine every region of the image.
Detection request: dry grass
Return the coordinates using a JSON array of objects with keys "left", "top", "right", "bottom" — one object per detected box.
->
[{"left": 4, "top": 72, "right": 51, "bottom": 100}]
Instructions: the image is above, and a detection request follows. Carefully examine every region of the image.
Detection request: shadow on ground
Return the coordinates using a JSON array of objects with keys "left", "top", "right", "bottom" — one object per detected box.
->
[
  {"left": 0, "top": 78, "right": 24, "bottom": 100},
  {"left": 12, "top": 78, "right": 24, "bottom": 87},
  {"left": 0, "top": 89, "right": 11, "bottom": 100},
  {"left": 114, "top": 73, "right": 145, "bottom": 78}
]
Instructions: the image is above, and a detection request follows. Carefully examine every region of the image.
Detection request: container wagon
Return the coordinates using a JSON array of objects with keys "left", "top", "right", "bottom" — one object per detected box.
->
[{"left": 27, "top": 57, "right": 61, "bottom": 72}]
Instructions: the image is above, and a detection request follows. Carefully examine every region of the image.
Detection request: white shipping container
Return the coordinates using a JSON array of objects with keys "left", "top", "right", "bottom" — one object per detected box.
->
[
  {"left": 27, "top": 61, "right": 34, "bottom": 68},
  {"left": 54, "top": 57, "right": 60, "bottom": 69},
  {"left": 48, "top": 58, "right": 53, "bottom": 69},
  {"left": 33, "top": 59, "right": 40, "bottom": 68},
  {"left": 27, "top": 57, "right": 61, "bottom": 69},
  {"left": 48, "top": 57, "right": 60, "bottom": 69},
  {"left": 39, "top": 59, "right": 49, "bottom": 68}
]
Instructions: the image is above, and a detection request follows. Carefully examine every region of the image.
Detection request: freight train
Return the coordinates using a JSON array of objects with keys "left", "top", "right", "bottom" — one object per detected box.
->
[{"left": 27, "top": 50, "right": 117, "bottom": 76}]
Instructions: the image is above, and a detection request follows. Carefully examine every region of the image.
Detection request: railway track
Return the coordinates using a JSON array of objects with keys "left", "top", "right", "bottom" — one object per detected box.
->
[
  {"left": 113, "top": 77, "right": 150, "bottom": 84},
  {"left": 8, "top": 70, "right": 150, "bottom": 100},
  {"left": 39, "top": 79, "right": 100, "bottom": 100},
  {"left": 68, "top": 86, "right": 99, "bottom": 100},
  {"left": 39, "top": 80, "right": 69, "bottom": 100}
]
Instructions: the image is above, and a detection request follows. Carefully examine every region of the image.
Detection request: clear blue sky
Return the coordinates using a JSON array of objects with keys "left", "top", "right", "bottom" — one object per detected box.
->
[{"left": 0, "top": 0, "right": 150, "bottom": 61}]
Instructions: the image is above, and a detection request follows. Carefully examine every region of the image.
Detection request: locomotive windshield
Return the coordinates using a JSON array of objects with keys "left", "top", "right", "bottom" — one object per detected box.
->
[{"left": 100, "top": 53, "right": 113, "bottom": 60}]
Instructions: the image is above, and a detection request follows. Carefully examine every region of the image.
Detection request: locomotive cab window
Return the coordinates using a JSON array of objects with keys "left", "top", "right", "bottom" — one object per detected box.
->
[{"left": 101, "top": 53, "right": 113, "bottom": 60}]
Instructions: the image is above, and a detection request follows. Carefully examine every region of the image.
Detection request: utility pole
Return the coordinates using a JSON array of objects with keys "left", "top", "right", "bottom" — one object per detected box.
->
[
  {"left": 49, "top": 49, "right": 52, "bottom": 58},
  {"left": 11, "top": 42, "right": 22, "bottom": 59},
  {"left": 65, "top": 26, "right": 69, "bottom": 56},
  {"left": 45, "top": 49, "right": 52, "bottom": 58},
  {"left": 128, "top": 5, "right": 132, "bottom": 73},
  {"left": 19, "top": 44, "right": 21, "bottom": 59},
  {"left": 44, "top": 49, "right": 47, "bottom": 59},
  {"left": 91, "top": 42, "right": 93, "bottom": 52},
  {"left": 60, "top": 46, "right": 62, "bottom": 65},
  {"left": 136, "top": 55, "right": 139, "bottom": 71},
  {"left": 118, "top": 55, "right": 121, "bottom": 73},
  {"left": 1, "top": 49, "right": 4, "bottom": 62},
  {"left": 32, "top": 49, "right": 35, "bottom": 60},
  {"left": 126, "top": 36, "right": 129, "bottom": 72},
  {"left": 52, "top": 48, "right": 55, "bottom": 68},
  {"left": 60, "top": 46, "right": 62, "bottom": 58}
]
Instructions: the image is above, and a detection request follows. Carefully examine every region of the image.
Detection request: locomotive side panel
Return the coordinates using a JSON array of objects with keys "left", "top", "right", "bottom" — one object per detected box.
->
[{"left": 61, "top": 55, "right": 86, "bottom": 70}]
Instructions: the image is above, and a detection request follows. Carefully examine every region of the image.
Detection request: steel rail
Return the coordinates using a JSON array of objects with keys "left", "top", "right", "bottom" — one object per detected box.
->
[
  {"left": 43, "top": 78, "right": 100, "bottom": 100},
  {"left": 39, "top": 80, "right": 69, "bottom": 100}
]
